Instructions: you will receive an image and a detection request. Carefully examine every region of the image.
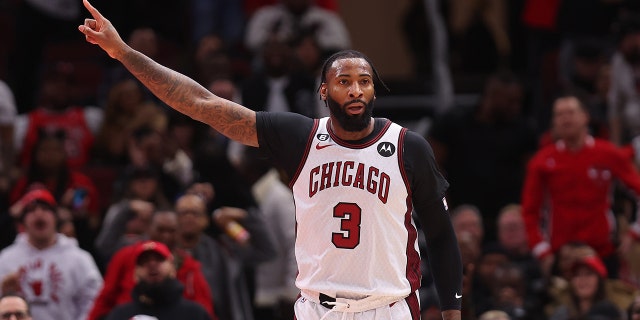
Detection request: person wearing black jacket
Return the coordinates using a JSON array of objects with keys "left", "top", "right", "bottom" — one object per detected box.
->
[{"left": 105, "top": 241, "right": 212, "bottom": 320}]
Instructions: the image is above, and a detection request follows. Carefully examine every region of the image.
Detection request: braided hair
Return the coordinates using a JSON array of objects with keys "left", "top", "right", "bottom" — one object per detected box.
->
[{"left": 318, "top": 50, "right": 389, "bottom": 93}]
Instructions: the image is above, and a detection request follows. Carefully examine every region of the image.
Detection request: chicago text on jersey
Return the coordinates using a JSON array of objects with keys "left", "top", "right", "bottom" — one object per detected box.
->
[{"left": 309, "top": 161, "right": 390, "bottom": 203}]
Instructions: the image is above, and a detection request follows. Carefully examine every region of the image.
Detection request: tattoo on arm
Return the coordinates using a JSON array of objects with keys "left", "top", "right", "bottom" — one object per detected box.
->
[{"left": 120, "top": 49, "right": 259, "bottom": 146}]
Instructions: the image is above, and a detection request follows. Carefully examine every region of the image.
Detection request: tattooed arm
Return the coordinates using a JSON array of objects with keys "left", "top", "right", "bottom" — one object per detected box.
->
[{"left": 78, "top": 0, "right": 258, "bottom": 147}]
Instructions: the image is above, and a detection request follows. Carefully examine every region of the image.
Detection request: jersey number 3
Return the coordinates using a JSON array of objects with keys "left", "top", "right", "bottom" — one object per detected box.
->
[{"left": 332, "top": 202, "right": 361, "bottom": 249}]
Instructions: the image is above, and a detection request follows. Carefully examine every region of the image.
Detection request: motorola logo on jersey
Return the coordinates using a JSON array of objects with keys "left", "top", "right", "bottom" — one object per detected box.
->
[
  {"left": 377, "top": 142, "right": 395, "bottom": 157},
  {"left": 317, "top": 134, "right": 330, "bottom": 141}
]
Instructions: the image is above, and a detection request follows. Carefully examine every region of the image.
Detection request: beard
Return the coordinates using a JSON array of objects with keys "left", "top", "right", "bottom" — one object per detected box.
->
[
  {"left": 134, "top": 277, "right": 183, "bottom": 305},
  {"left": 326, "top": 95, "right": 374, "bottom": 132}
]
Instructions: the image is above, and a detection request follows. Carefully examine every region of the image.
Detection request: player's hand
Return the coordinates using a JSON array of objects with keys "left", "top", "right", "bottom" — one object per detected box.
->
[{"left": 77, "top": 0, "right": 127, "bottom": 59}]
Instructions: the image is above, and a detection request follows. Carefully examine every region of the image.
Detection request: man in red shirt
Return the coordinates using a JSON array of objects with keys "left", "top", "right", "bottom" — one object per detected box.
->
[
  {"left": 17, "top": 63, "right": 100, "bottom": 170},
  {"left": 522, "top": 94, "right": 640, "bottom": 278},
  {"left": 87, "top": 212, "right": 215, "bottom": 320}
]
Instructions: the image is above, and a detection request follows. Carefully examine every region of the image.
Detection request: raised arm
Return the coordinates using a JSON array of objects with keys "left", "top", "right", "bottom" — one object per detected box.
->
[{"left": 78, "top": 0, "right": 258, "bottom": 147}]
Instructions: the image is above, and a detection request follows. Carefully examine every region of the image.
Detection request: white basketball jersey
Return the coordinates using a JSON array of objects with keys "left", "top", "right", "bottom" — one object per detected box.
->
[{"left": 291, "top": 118, "right": 421, "bottom": 298}]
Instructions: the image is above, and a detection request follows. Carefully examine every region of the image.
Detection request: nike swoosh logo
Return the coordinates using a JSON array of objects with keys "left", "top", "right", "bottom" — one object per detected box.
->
[
  {"left": 315, "top": 142, "right": 333, "bottom": 150},
  {"left": 455, "top": 293, "right": 462, "bottom": 299}
]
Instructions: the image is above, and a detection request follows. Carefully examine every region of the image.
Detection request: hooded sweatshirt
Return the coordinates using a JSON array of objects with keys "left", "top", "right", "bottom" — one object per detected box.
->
[
  {"left": 87, "top": 244, "right": 214, "bottom": 320},
  {"left": 0, "top": 233, "right": 103, "bottom": 320},
  {"left": 105, "top": 278, "right": 210, "bottom": 320}
]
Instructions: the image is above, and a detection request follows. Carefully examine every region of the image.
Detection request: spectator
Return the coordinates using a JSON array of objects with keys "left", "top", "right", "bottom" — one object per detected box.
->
[
  {"left": 488, "top": 262, "right": 542, "bottom": 320},
  {"left": 125, "top": 125, "right": 183, "bottom": 202},
  {"left": 93, "top": 78, "right": 167, "bottom": 166},
  {"left": 494, "top": 204, "right": 546, "bottom": 317},
  {"left": 175, "top": 193, "right": 277, "bottom": 320},
  {"left": 556, "top": 38, "right": 611, "bottom": 140},
  {"left": 546, "top": 243, "right": 639, "bottom": 318},
  {"left": 191, "top": 80, "right": 255, "bottom": 211},
  {"left": 0, "top": 79, "right": 19, "bottom": 249},
  {"left": 428, "top": 72, "right": 537, "bottom": 242},
  {"left": 0, "top": 79, "right": 17, "bottom": 183},
  {"left": 289, "top": 30, "right": 334, "bottom": 118},
  {"left": 94, "top": 165, "right": 169, "bottom": 265},
  {"left": 104, "top": 241, "right": 211, "bottom": 320},
  {"left": 0, "top": 294, "right": 32, "bottom": 320},
  {"left": 244, "top": 0, "right": 339, "bottom": 17},
  {"left": 451, "top": 204, "right": 485, "bottom": 247},
  {"left": 234, "top": 146, "right": 297, "bottom": 320},
  {"left": 450, "top": 204, "right": 485, "bottom": 320},
  {"left": 162, "top": 111, "right": 209, "bottom": 190},
  {"left": 241, "top": 37, "right": 317, "bottom": 117},
  {"left": 495, "top": 204, "right": 544, "bottom": 277},
  {"left": 448, "top": 0, "right": 511, "bottom": 71},
  {"left": 97, "top": 27, "right": 161, "bottom": 106},
  {"left": 609, "top": 14, "right": 640, "bottom": 146},
  {"left": 522, "top": 94, "right": 640, "bottom": 278},
  {"left": 14, "top": 62, "right": 103, "bottom": 170},
  {"left": 244, "top": 0, "right": 350, "bottom": 55},
  {"left": 8, "top": 131, "right": 101, "bottom": 252},
  {"left": 89, "top": 211, "right": 215, "bottom": 320},
  {"left": 400, "top": 0, "right": 434, "bottom": 77},
  {"left": 547, "top": 254, "right": 622, "bottom": 320},
  {"left": 191, "top": 35, "right": 237, "bottom": 87},
  {"left": 0, "top": 189, "right": 102, "bottom": 320},
  {"left": 521, "top": 0, "right": 564, "bottom": 131},
  {"left": 548, "top": 242, "right": 598, "bottom": 290},
  {"left": 7, "top": 0, "right": 82, "bottom": 113},
  {"left": 496, "top": 204, "right": 531, "bottom": 259},
  {"left": 471, "top": 245, "right": 511, "bottom": 318},
  {"left": 188, "top": 0, "right": 245, "bottom": 49}
]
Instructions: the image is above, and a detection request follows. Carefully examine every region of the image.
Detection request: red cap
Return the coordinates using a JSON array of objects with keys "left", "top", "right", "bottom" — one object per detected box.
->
[
  {"left": 133, "top": 241, "right": 173, "bottom": 265},
  {"left": 572, "top": 255, "right": 608, "bottom": 278},
  {"left": 19, "top": 189, "right": 57, "bottom": 214}
]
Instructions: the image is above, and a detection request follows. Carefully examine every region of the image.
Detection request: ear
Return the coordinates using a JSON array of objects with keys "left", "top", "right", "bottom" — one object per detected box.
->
[{"left": 320, "top": 84, "right": 327, "bottom": 101}]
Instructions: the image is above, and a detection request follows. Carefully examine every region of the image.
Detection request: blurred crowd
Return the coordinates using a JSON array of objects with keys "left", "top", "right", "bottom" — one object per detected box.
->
[{"left": 2, "top": 0, "right": 640, "bottom": 319}]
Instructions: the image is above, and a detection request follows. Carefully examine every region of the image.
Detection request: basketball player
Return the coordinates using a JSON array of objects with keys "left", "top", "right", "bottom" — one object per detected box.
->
[{"left": 78, "top": 1, "right": 462, "bottom": 318}]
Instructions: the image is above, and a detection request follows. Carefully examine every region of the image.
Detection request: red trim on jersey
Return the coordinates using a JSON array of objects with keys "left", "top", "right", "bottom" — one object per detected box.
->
[
  {"left": 406, "top": 291, "right": 421, "bottom": 319},
  {"left": 404, "top": 199, "right": 421, "bottom": 291},
  {"left": 326, "top": 118, "right": 392, "bottom": 149},
  {"left": 288, "top": 118, "right": 318, "bottom": 297},
  {"left": 289, "top": 119, "right": 320, "bottom": 189},
  {"left": 397, "top": 128, "right": 421, "bottom": 292},
  {"left": 397, "top": 128, "right": 411, "bottom": 198}
]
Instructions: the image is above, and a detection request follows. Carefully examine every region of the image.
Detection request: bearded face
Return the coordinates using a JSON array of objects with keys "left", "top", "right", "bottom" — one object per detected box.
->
[{"left": 326, "top": 94, "right": 374, "bottom": 132}]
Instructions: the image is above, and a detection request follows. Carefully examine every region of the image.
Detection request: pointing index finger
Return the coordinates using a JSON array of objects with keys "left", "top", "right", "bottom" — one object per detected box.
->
[{"left": 83, "top": 0, "right": 105, "bottom": 21}]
